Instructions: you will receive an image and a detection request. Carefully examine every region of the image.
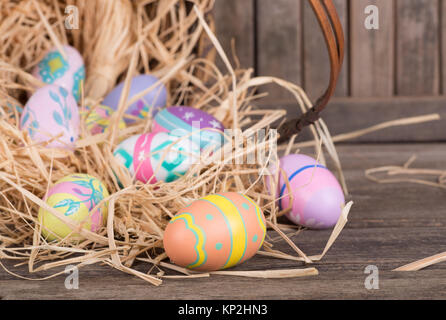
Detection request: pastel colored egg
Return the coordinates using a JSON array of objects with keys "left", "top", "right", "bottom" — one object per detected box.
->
[
  {"left": 32, "top": 45, "right": 85, "bottom": 102},
  {"left": 85, "top": 104, "right": 126, "bottom": 135},
  {"left": 20, "top": 85, "right": 80, "bottom": 149},
  {"left": 113, "top": 131, "right": 200, "bottom": 184},
  {"left": 102, "top": 75, "right": 167, "bottom": 124},
  {"left": 38, "top": 174, "right": 110, "bottom": 241},
  {"left": 164, "top": 192, "right": 266, "bottom": 271},
  {"left": 269, "top": 154, "right": 345, "bottom": 229},
  {"left": 153, "top": 106, "right": 225, "bottom": 150}
]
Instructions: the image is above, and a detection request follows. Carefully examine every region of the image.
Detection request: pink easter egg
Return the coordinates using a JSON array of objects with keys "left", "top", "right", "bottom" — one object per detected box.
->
[
  {"left": 32, "top": 45, "right": 85, "bottom": 102},
  {"left": 20, "top": 85, "right": 80, "bottom": 150},
  {"left": 270, "top": 154, "right": 345, "bottom": 229}
]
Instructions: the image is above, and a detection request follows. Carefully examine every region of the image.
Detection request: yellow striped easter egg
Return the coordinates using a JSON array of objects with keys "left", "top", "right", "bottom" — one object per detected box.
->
[{"left": 163, "top": 192, "right": 266, "bottom": 271}]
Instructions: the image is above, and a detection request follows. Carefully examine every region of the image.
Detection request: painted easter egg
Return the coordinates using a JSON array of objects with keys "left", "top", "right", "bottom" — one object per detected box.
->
[
  {"left": 32, "top": 45, "right": 85, "bottom": 102},
  {"left": 153, "top": 106, "right": 225, "bottom": 150},
  {"left": 85, "top": 104, "right": 126, "bottom": 135},
  {"left": 20, "top": 85, "right": 80, "bottom": 149},
  {"left": 38, "top": 174, "right": 109, "bottom": 241},
  {"left": 270, "top": 154, "right": 345, "bottom": 229},
  {"left": 113, "top": 132, "right": 200, "bottom": 184},
  {"left": 102, "top": 75, "right": 167, "bottom": 124},
  {"left": 164, "top": 192, "right": 266, "bottom": 271}
]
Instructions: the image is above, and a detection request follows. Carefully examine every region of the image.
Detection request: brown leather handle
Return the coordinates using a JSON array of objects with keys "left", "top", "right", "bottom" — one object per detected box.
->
[{"left": 277, "top": 0, "right": 345, "bottom": 143}]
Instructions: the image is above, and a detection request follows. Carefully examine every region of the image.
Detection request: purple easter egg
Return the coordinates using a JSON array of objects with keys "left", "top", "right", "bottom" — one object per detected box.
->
[
  {"left": 152, "top": 106, "right": 224, "bottom": 150},
  {"left": 102, "top": 74, "right": 167, "bottom": 124},
  {"left": 32, "top": 45, "right": 85, "bottom": 102},
  {"left": 269, "top": 154, "right": 345, "bottom": 229},
  {"left": 20, "top": 85, "right": 80, "bottom": 150}
]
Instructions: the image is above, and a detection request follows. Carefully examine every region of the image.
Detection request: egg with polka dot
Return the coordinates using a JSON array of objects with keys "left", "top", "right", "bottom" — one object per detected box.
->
[
  {"left": 153, "top": 106, "right": 225, "bottom": 151},
  {"left": 38, "top": 174, "right": 109, "bottom": 241},
  {"left": 164, "top": 192, "right": 266, "bottom": 271},
  {"left": 32, "top": 45, "right": 85, "bottom": 102},
  {"left": 269, "top": 154, "right": 345, "bottom": 229},
  {"left": 20, "top": 85, "right": 80, "bottom": 150}
]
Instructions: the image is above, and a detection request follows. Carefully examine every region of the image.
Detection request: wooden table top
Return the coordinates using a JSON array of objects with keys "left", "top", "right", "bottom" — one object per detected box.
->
[{"left": 1, "top": 143, "right": 445, "bottom": 300}]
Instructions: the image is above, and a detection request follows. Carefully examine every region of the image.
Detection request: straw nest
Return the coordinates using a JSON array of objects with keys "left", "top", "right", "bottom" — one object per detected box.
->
[{"left": 0, "top": 0, "right": 353, "bottom": 285}]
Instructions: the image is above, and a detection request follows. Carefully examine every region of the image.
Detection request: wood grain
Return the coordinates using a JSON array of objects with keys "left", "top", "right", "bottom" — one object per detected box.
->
[
  {"left": 256, "top": 0, "right": 302, "bottom": 103},
  {"left": 350, "top": 0, "right": 395, "bottom": 97},
  {"left": 396, "top": 0, "right": 440, "bottom": 95},
  {"left": 213, "top": 0, "right": 255, "bottom": 70},
  {"left": 260, "top": 96, "right": 446, "bottom": 142},
  {"left": 0, "top": 144, "right": 445, "bottom": 299},
  {"left": 442, "top": 0, "right": 446, "bottom": 94},
  {"left": 303, "top": 0, "right": 348, "bottom": 102}
]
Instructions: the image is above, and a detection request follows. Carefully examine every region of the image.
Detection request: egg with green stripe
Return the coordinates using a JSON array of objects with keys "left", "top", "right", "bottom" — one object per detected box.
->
[{"left": 163, "top": 192, "right": 266, "bottom": 271}]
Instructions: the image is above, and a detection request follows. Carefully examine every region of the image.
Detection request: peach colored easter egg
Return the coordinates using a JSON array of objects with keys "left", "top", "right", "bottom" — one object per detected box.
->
[{"left": 164, "top": 192, "right": 266, "bottom": 271}]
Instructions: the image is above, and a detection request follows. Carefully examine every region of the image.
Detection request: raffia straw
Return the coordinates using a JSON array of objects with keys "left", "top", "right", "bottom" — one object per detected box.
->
[
  {"left": 1, "top": 0, "right": 430, "bottom": 285},
  {"left": 210, "top": 268, "right": 319, "bottom": 279},
  {"left": 366, "top": 155, "right": 446, "bottom": 189},
  {"left": 394, "top": 252, "right": 446, "bottom": 272},
  {"left": 31, "top": 0, "right": 67, "bottom": 60}
]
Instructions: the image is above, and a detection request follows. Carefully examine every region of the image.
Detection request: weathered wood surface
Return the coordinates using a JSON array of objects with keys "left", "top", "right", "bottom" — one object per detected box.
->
[
  {"left": 1, "top": 143, "right": 445, "bottom": 299},
  {"left": 256, "top": 0, "right": 302, "bottom": 103},
  {"left": 396, "top": 0, "right": 440, "bottom": 95},
  {"left": 213, "top": 0, "right": 255, "bottom": 70},
  {"left": 350, "top": 0, "right": 394, "bottom": 97},
  {"left": 266, "top": 96, "right": 446, "bottom": 142},
  {"left": 214, "top": 0, "right": 445, "bottom": 102}
]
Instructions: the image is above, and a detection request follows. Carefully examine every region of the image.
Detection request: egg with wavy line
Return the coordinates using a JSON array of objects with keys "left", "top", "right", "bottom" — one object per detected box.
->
[
  {"left": 38, "top": 174, "right": 109, "bottom": 241},
  {"left": 164, "top": 192, "right": 266, "bottom": 271}
]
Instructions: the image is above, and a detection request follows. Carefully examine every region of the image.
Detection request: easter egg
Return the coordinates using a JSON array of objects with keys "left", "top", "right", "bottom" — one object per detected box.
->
[
  {"left": 32, "top": 45, "right": 85, "bottom": 102},
  {"left": 164, "top": 192, "right": 266, "bottom": 271},
  {"left": 153, "top": 106, "right": 225, "bottom": 150},
  {"left": 270, "top": 154, "right": 345, "bottom": 229},
  {"left": 85, "top": 104, "right": 126, "bottom": 135},
  {"left": 113, "top": 131, "right": 200, "bottom": 184},
  {"left": 38, "top": 174, "right": 109, "bottom": 241},
  {"left": 20, "top": 85, "right": 80, "bottom": 149},
  {"left": 102, "top": 75, "right": 167, "bottom": 124}
]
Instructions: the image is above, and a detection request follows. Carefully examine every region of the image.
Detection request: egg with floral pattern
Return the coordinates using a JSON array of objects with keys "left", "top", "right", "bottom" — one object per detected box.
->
[
  {"left": 153, "top": 106, "right": 225, "bottom": 151},
  {"left": 102, "top": 74, "right": 167, "bottom": 124},
  {"left": 164, "top": 192, "right": 266, "bottom": 271},
  {"left": 32, "top": 45, "right": 85, "bottom": 102},
  {"left": 113, "top": 132, "right": 200, "bottom": 184},
  {"left": 20, "top": 85, "right": 80, "bottom": 150},
  {"left": 38, "top": 174, "right": 110, "bottom": 241}
]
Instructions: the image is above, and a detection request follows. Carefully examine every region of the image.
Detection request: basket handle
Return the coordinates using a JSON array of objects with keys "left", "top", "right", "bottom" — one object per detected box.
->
[{"left": 277, "top": 0, "right": 345, "bottom": 143}]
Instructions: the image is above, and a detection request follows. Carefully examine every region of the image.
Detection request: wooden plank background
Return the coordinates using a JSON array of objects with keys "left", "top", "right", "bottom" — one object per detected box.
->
[{"left": 213, "top": 0, "right": 446, "bottom": 142}]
